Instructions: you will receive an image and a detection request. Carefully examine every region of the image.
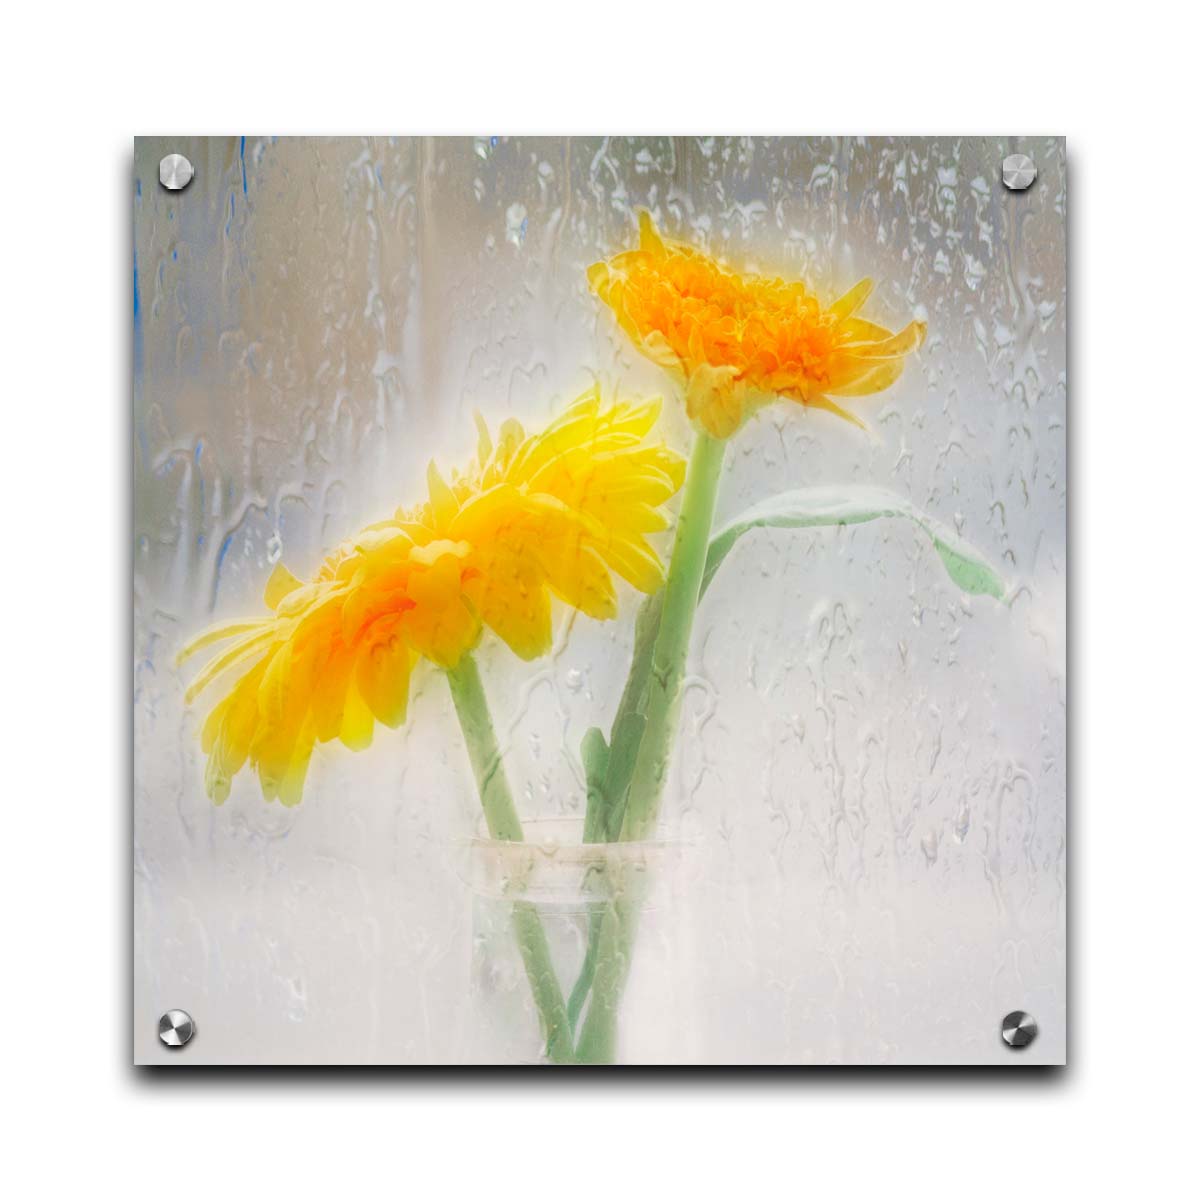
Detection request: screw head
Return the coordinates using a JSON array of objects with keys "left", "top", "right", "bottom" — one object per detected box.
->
[
  {"left": 1001, "top": 1009, "right": 1037, "bottom": 1049},
  {"left": 1002, "top": 153, "right": 1037, "bottom": 192},
  {"left": 158, "top": 1009, "right": 196, "bottom": 1049},
  {"left": 159, "top": 153, "right": 194, "bottom": 192}
]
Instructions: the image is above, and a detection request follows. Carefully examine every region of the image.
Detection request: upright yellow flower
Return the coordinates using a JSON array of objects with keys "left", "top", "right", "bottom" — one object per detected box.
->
[
  {"left": 588, "top": 211, "right": 927, "bottom": 438},
  {"left": 178, "top": 388, "right": 684, "bottom": 806}
]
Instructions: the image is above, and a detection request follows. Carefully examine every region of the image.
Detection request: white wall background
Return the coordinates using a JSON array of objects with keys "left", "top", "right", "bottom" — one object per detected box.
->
[{"left": 3, "top": 1, "right": 1197, "bottom": 1195}]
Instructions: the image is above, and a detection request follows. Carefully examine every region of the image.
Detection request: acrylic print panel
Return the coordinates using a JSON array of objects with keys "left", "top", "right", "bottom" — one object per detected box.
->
[{"left": 133, "top": 136, "right": 1066, "bottom": 1066}]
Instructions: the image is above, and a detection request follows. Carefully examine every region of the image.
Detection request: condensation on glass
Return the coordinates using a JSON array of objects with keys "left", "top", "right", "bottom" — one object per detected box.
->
[{"left": 133, "top": 136, "right": 1067, "bottom": 1065}]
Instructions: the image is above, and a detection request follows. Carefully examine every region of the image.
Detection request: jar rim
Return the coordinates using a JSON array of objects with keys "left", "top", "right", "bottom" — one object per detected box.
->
[
  {"left": 458, "top": 814, "right": 689, "bottom": 861},
  {"left": 453, "top": 816, "right": 692, "bottom": 902}
]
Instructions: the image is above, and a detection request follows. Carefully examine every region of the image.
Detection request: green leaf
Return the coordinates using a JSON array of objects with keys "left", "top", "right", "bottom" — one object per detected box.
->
[
  {"left": 624, "top": 588, "right": 665, "bottom": 722},
  {"left": 580, "top": 727, "right": 609, "bottom": 844},
  {"left": 701, "top": 485, "right": 1006, "bottom": 601},
  {"left": 581, "top": 726, "right": 609, "bottom": 786},
  {"left": 600, "top": 711, "right": 646, "bottom": 842},
  {"left": 590, "top": 589, "right": 664, "bottom": 843}
]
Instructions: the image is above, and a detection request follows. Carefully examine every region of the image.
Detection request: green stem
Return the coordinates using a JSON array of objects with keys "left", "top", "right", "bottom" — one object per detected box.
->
[
  {"left": 564, "top": 595, "right": 664, "bottom": 1028},
  {"left": 445, "top": 654, "right": 575, "bottom": 1064},
  {"left": 620, "top": 430, "right": 726, "bottom": 841},
  {"left": 575, "top": 429, "right": 726, "bottom": 1062},
  {"left": 573, "top": 896, "right": 640, "bottom": 1064},
  {"left": 566, "top": 907, "right": 604, "bottom": 1033},
  {"left": 597, "top": 592, "right": 663, "bottom": 842}
]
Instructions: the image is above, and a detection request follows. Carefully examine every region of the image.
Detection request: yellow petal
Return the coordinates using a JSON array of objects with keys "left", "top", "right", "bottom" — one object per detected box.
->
[
  {"left": 257, "top": 642, "right": 293, "bottom": 731},
  {"left": 542, "top": 544, "right": 618, "bottom": 621},
  {"left": 685, "top": 363, "right": 744, "bottom": 439},
  {"left": 473, "top": 411, "right": 494, "bottom": 468},
  {"left": 176, "top": 619, "right": 268, "bottom": 667},
  {"left": 640, "top": 330, "right": 684, "bottom": 371},
  {"left": 846, "top": 318, "right": 927, "bottom": 359},
  {"left": 600, "top": 395, "right": 662, "bottom": 443},
  {"left": 828, "top": 278, "right": 874, "bottom": 321},
  {"left": 201, "top": 692, "right": 232, "bottom": 755},
  {"left": 464, "top": 551, "right": 553, "bottom": 662},
  {"left": 426, "top": 460, "right": 459, "bottom": 526},
  {"left": 351, "top": 526, "right": 412, "bottom": 560},
  {"left": 203, "top": 663, "right": 266, "bottom": 798},
  {"left": 637, "top": 208, "right": 665, "bottom": 255},
  {"left": 252, "top": 707, "right": 305, "bottom": 803},
  {"left": 605, "top": 501, "right": 669, "bottom": 535},
  {"left": 508, "top": 390, "right": 603, "bottom": 481},
  {"left": 404, "top": 552, "right": 479, "bottom": 667},
  {"left": 339, "top": 677, "right": 375, "bottom": 751},
  {"left": 802, "top": 394, "right": 868, "bottom": 430},
  {"left": 596, "top": 534, "right": 667, "bottom": 595},
  {"left": 309, "top": 643, "right": 355, "bottom": 744},
  {"left": 264, "top": 562, "right": 303, "bottom": 610},
  {"left": 409, "top": 538, "right": 471, "bottom": 567},
  {"left": 355, "top": 619, "right": 413, "bottom": 729},
  {"left": 484, "top": 419, "right": 526, "bottom": 483},
  {"left": 276, "top": 718, "right": 317, "bottom": 808},
  {"left": 274, "top": 580, "right": 341, "bottom": 620},
  {"left": 184, "top": 626, "right": 276, "bottom": 703},
  {"left": 825, "top": 357, "right": 907, "bottom": 398},
  {"left": 205, "top": 753, "right": 233, "bottom": 805},
  {"left": 586, "top": 260, "right": 612, "bottom": 298},
  {"left": 838, "top": 316, "right": 894, "bottom": 346}
]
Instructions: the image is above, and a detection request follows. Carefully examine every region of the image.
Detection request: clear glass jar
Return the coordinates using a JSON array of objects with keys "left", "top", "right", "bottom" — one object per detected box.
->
[{"left": 457, "top": 817, "right": 698, "bottom": 1065}]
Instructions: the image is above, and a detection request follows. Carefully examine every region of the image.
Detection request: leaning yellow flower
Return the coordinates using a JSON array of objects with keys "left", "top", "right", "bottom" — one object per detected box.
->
[
  {"left": 588, "top": 210, "right": 927, "bottom": 439},
  {"left": 178, "top": 388, "right": 685, "bottom": 806}
]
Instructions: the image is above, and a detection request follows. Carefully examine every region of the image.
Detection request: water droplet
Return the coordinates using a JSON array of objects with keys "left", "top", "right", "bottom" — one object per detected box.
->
[
  {"left": 920, "top": 830, "right": 939, "bottom": 864},
  {"left": 505, "top": 203, "right": 528, "bottom": 247},
  {"left": 953, "top": 802, "right": 970, "bottom": 843},
  {"left": 266, "top": 532, "right": 282, "bottom": 564},
  {"left": 565, "top": 668, "right": 583, "bottom": 692}
]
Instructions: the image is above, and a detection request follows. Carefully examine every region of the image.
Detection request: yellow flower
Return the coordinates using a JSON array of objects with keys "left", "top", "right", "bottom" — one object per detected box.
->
[
  {"left": 178, "top": 388, "right": 684, "bottom": 806},
  {"left": 588, "top": 211, "right": 927, "bottom": 439}
]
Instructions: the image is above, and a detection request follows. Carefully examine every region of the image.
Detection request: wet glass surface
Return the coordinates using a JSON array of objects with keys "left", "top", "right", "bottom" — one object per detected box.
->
[{"left": 133, "top": 136, "right": 1066, "bottom": 1064}]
